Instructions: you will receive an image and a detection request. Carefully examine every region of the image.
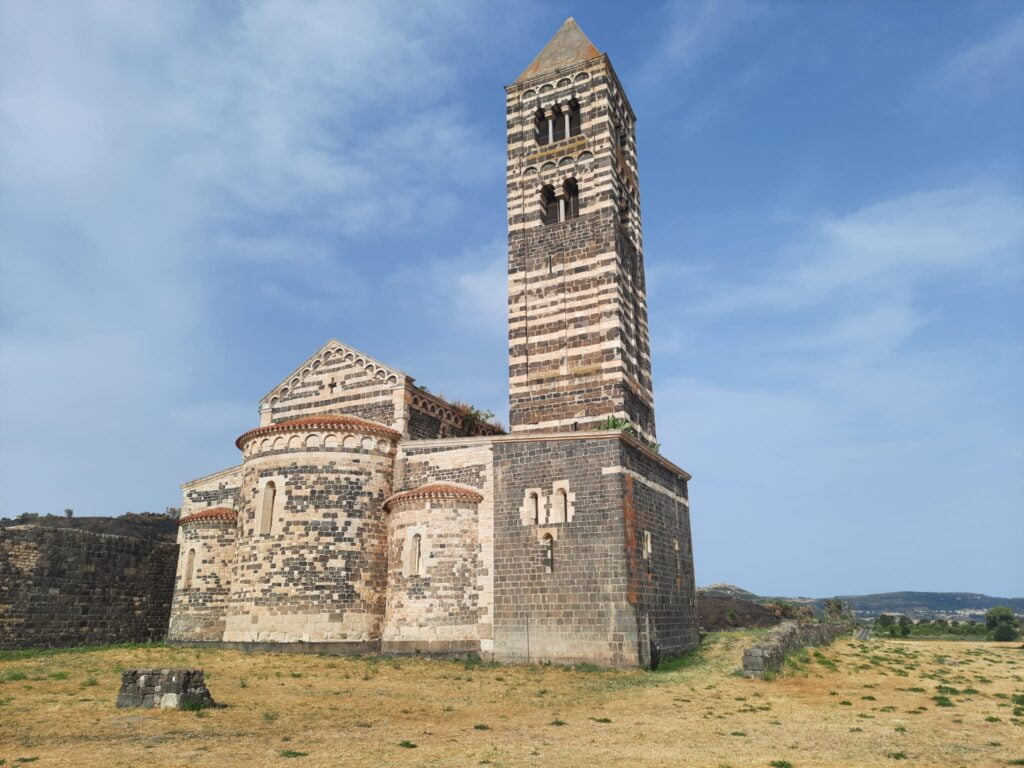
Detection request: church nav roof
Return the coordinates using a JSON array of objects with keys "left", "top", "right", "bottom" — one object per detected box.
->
[{"left": 516, "top": 17, "right": 601, "bottom": 83}]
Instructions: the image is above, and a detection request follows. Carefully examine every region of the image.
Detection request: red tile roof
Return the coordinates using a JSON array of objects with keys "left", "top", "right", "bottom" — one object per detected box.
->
[
  {"left": 236, "top": 413, "right": 401, "bottom": 449},
  {"left": 384, "top": 483, "right": 484, "bottom": 510},
  {"left": 178, "top": 507, "right": 237, "bottom": 526}
]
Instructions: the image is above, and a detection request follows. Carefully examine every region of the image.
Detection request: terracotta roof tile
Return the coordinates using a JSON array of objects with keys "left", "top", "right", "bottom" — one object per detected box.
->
[
  {"left": 178, "top": 507, "right": 237, "bottom": 526},
  {"left": 384, "top": 483, "right": 484, "bottom": 510},
  {"left": 236, "top": 414, "right": 401, "bottom": 449}
]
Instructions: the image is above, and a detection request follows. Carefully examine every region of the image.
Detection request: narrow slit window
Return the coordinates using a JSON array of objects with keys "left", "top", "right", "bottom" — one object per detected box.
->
[
  {"left": 260, "top": 481, "right": 276, "bottom": 535},
  {"left": 183, "top": 548, "right": 196, "bottom": 589},
  {"left": 542, "top": 533, "right": 554, "bottom": 573},
  {"left": 530, "top": 492, "right": 540, "bottom": 525},
  {"left": 410, "top": 533, "right": 422, "bottom": 576},
  {"left": 643, "top": 530, "right": 652, "bottom": 560}
]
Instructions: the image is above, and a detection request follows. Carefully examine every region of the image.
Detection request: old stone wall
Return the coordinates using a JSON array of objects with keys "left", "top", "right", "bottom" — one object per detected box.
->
[
  {"left": 181, "top": 466, "right": 241, "bottom": 518},
  {"left": 390, "top": 439, "right": 496, "bottom": 654},
  {"left": 491, "top": 434, "right": 641, "bottom": 666},
  {"left": 168, "top": 518, "right": 236, "bottom": 642},
  {"left": 742, "top": 621, "right": 853, "bottom": 679},
  {"left": 616, "top": 438, "right": 699, "bottom": 665},
  {"left": 223, "top": 435, "right": 395, "bottom": 644},
  {"left": 383, "top": 498, "right": 482, "bottom": 653},
  {"left": 0, "top": 527, "right": 177, "bottom": 650}
]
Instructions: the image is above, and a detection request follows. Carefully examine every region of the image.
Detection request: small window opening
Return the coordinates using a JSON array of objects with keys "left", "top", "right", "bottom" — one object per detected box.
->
[
  {"left": 674, "top": 539, "right": 681, "bottom": 586},
  {"left": 642, "top": 530, "right": 652, "bottom": 560},
  {"left": 529, "top": 492, "right": 540, "bottom": 525},
  {"left": 259, "top": 481, "right": 276, "bottom": 535},
  {"left": 541, "top": 533, "right": 554, "bottom": 573},
  {"left": 183, "top": 548, "right": 196, "bottom": 589}
]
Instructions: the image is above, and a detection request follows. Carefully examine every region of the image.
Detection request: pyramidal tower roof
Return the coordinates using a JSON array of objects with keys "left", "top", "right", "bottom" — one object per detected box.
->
[{"left": 516, "top": 17, "right": 602, "bottom": 83}]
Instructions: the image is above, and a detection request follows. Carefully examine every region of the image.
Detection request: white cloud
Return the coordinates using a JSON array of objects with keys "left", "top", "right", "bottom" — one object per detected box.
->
[{"left": 0, "top": 0, "right": 496, "bottom": 515}]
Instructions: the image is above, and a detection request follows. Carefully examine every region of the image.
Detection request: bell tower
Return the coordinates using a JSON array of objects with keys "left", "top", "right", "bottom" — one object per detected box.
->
[{"left": 506, "top": 18, "right": 656, "bottom": 443}]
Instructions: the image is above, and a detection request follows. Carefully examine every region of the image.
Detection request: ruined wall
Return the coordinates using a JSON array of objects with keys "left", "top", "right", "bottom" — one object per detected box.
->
[
  {"left": 742, "top": 621, "right": 854, "bottom": 679},
  {"left": 0, "top": 527, "right": 177, "bottom": 650},
  {"left": 491, "top": 434, "right": 641, "bottom": 666}
]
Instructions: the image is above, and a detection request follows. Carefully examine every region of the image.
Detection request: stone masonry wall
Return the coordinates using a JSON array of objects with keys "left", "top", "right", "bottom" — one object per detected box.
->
[
  {"left": 492, "top": 434, "right": 641, "bottom": 666},
  {"left": 0, "top": 527, "right": 177, "bottom": 650},
  {"left": 223, "top": 439, "right": 395, "bottom": 644},
  {"left": 742, "top": 621, "right": 854, "bottom": 679},
  {"left": 167, "top": 519, "right": 236, "bottom": 642},
  {"left": 617, "top": 438, "right": 699, "bottom": 665},
  {"left": 382, "top": 498, "right": 481, "bottom": 653},
  {"left": 391, "top": 439, "right": 495, "bottom": 654}
]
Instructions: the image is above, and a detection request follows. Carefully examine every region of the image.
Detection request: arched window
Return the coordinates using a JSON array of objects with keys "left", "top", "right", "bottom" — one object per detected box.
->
[
  {"left": 183, "top": 548, "right": 196, "bottom": 589},
  {"left": 259, "top": 481, "right": 276, "bottom": 535},
  {"left": 540, "top": 185, "right": 558, "bottom": 226},
  {"left": 552, "top": 106, "right": 566, "bottom": 142},
  {"left": 568, "top": 98, "right": 581, "bottom": 137},
  {"left": 541, "top": 534, "right": 554, "bottom": 573},
  {"left": 530, "top": 492, "right": 540, "bottom": 525},
  {"left": 534, "top": 108, "right": 549, "bottom": 146},
  {"left": 552, "top": 489, "right": 567, "bottom": 524},
  {"left": 562, "top": 179, "right": 579, "bottom": 221},
  {"left": 410, "top": 533, "right": 422, "bottom": 576}
]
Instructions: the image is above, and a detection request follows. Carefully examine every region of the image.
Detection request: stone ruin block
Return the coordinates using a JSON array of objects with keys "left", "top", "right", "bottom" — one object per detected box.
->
[{"left": 116, "top": 668, "right": 214, "bottom": 710}]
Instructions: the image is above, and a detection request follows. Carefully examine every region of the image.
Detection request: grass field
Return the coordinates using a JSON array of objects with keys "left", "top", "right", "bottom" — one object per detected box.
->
[{"left": 1, "top": 632, "right": 1021, "bottom": 767}]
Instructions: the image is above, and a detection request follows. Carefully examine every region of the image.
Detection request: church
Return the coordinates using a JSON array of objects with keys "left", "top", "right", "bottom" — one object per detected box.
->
[{"left": 168, "top": 18, "right": 698, "bottom": 668}]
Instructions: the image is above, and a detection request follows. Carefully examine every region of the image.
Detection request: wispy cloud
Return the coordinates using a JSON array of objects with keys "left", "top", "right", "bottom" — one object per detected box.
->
[
  {"left": 940, "top": 12, "right": 1024, "bottom": 97},
  {"left": 694, "top": 185, "right": 1024, "bottom": 315}
]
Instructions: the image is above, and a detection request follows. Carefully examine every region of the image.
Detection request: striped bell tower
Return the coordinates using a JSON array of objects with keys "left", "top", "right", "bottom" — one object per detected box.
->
[{"left": 505, "top": 18, "right": 656, "bottom": 444}]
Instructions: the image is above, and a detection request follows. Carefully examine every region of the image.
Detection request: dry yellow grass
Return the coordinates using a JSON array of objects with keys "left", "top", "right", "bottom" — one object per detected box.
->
[{"left": 1, "top": 631, "right": 1021, "bottom": 767}]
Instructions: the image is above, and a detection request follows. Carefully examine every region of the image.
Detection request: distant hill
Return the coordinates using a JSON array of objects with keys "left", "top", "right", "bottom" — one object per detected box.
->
[
  {"left": 698, "top": 584, "right": 1024, "bottom": 621},
  {"left": 0, "top": 512, "right": 177, "bottom": 542}
]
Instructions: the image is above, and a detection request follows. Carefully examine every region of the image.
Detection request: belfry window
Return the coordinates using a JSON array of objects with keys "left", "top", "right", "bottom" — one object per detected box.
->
[
  {"left": 541, "top": 533, "right": 554, "bottom": 573},
  {"left": 562, "top": 178, "right": 580, "bottom": 221},
  {"left": 565, "top": 98, "right": 581, "bottom": 137},
  {"left": 534, "top": 108, "right": 550, "bottom": 146},
  {"left": 540, "top": 185, "right": 558, "bottom": 226},
  {"left": 259, "top": 481, "right": 276, "bottom": 535}
]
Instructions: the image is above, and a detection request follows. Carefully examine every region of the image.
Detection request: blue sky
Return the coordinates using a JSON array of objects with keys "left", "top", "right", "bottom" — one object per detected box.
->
[{"left": 1, "top": 1, "right": 1021, "bottom": 597}]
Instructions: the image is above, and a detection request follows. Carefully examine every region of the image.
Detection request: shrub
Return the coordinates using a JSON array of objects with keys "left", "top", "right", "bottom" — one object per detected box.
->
[
  {"left": 986, "top": 606, "right": 1017, "bottom": 630},
  {"left": 993, "top": 623, "right": 1019, "bottom": 642}
]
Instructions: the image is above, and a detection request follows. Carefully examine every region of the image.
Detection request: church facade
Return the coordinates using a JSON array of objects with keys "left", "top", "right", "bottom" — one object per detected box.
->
[{"left": 167, "top": 19, "right": 698, "bottom": 668}]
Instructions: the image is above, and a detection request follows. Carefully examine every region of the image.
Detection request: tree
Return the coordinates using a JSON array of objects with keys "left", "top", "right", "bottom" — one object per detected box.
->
[
  {"left": 992, "top": 622, "right": 1019, "bottom": 642},
  {"left": 64, "top": 508, "right": 74, "bottom": 519},
  {"left": 986, "top": 606, "right": 1017, "bottom": 630},
  {"left": 876, "top": 614, "right": 895, "bottom": 628},
  {"left": 898, "top": 615, "right": 911, "bottom": 636}
]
